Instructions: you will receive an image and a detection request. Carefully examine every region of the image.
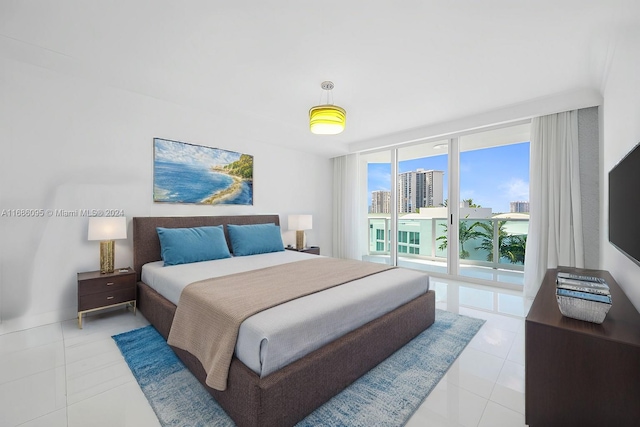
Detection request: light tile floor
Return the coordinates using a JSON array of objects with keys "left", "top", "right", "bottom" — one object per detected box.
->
[{"left": 0, "top": 278, "right": 529, "bottom": 426}]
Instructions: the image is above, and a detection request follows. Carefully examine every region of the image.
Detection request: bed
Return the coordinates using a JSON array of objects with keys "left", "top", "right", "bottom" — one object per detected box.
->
[{"left": 133, "top": 215, "right": 436, "bottom": 427}]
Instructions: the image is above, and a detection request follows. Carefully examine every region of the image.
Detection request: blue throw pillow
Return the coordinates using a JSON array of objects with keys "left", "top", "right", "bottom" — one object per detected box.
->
[
  {"left": 156, "top": 225, "right": 231, "bottom": 266},
  {"left": 227, "top": 223, "right": 285, "bottom": 256}
]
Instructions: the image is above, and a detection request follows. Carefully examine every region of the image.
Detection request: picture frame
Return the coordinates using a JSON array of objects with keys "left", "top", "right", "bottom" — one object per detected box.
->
[{"left": 153, "top": 138, "right": 253, "bottom": 206}]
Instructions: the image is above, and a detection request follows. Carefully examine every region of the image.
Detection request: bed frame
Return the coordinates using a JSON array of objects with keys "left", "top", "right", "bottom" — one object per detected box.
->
[{"left": 133, "top": 215, "right": 436, "bottom": 427}]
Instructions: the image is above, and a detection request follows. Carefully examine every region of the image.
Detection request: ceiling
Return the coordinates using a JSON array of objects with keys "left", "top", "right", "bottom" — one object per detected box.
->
[{"left": 1, "top": 1, "right": 638, "bottom": 158}]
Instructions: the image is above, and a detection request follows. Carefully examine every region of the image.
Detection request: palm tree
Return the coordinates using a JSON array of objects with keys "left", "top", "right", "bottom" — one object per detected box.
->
[
  {"left": 463, "top": 198, "right": 481, "bottom": 208},
  {"left": 440, "top": 198, "right": 480, "bottom": 208},
  {"left": 475, "top": 221, "right": 527, "bottom": 264},
  {"left": 437, "top": 219, "right": 485, "bottom": 259},
  {"left": 501, "top": 234, "right": 527, "bottom": 264}
]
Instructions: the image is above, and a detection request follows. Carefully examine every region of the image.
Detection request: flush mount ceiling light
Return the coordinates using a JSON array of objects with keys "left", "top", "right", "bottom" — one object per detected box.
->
[{"left": 309, "top": 81, "right": 346, "bottom": 135}]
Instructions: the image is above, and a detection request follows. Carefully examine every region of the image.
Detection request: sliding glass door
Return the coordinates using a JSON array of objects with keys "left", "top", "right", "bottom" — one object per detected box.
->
[
  {"left": 458, "top": 125, "right": 530, "bottom": 285},
  {"left": 361, "top": 122, "right": 530, "bottom": 287},
  {"left": 395, "top": 141, "right": 449, "bottom": 275},
  {"left": 362, "top": 150, "right": 392, "bottom": 265}
]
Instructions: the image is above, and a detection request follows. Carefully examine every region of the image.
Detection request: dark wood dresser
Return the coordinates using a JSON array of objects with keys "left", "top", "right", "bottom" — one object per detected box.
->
[
  {"left": 526, "top": 267, "right": 640, "bottom": 427},
  {"left": 77, "top": 267, "right": 137, "bottom": 328}
]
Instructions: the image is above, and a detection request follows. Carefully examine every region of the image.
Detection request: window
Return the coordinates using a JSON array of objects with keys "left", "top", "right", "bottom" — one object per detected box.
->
[
  {"left": 458, "top": 125, "right": 530, "bottom": 284},
  {"left": 364, "top": 122, "right": 529, "bottom": 287},
  {"left": 409, "top": 232, "right": 420, "bottom": 245}
]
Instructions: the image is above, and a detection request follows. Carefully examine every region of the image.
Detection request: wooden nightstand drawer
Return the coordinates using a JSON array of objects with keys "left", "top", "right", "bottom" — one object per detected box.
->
[
  {"left": 77, "top": 267, "right": 137, "bottom": 328},
  {"left": 77, "top": 273, "right": 135, "bottom": 296},
  {"left": 78, "top": 287, "right": 136, "bottom": 312}
]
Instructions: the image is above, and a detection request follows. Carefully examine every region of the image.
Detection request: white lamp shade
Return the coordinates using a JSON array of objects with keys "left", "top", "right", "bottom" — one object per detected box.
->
[
  {"left": 288, "top": 214, "right": 312, "bottom": 230},
  {"left": 88, "top": 217, "right": 127, "bottom": 241}
]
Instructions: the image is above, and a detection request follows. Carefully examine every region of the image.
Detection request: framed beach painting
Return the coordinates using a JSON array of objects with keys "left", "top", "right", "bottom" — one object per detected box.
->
[{"left": 153, "top": 138, "right": 253, "bottom": 205}]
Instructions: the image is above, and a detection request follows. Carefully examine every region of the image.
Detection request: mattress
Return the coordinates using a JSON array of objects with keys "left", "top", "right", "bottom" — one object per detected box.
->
[{"left": 141, "top": 251, "right": 430, "bottom": 377}]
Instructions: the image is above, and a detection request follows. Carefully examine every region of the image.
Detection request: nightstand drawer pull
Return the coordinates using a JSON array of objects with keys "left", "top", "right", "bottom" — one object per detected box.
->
[
  {"left": 106, "top": 282, "right": 114, "bottom": 286},
  {"left": 106, "top": 296, "right": 114, "bottom": 300}
]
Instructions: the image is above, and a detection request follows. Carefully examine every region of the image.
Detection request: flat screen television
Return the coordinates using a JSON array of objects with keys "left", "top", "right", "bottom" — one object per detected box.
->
[{"left": 609, "top": 142, "right": 640, "bottom": 265}]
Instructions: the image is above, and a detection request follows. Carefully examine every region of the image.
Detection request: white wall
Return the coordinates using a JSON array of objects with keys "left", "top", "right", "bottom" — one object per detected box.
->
[
  {"left": 601, "top": 28, "right": 640, "bottom": 312},
  {"left": 0, "top": 56, "right": 332, "bottom": 331}
]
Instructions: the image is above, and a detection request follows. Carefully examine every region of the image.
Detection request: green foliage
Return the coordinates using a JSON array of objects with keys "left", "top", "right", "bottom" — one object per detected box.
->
[
  {"left": 474, "top": 221, "right": 527, "bottom": 264},
  {"left": 437, "top": 219, "right": 485, "bottom": 259},
  {"left": 440, "top": 198, "right": 481, "bottom": 208},
  {"left": 463, "top": 198, "right": 481, "bottom": 208},
  {"left": 501, "top": 234, "right": 527, "bottom": 264},
  {"left": 224, "top": 154, "right": 253, "bottom": 179},
  {"left": 437, "top": 219, "right": 527, "bottom": 263}
]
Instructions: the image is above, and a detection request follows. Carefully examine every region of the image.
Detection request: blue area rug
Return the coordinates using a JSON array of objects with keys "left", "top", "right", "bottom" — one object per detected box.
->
[{"left": 113, "top": 309, "right": 484, "bottom": 427}]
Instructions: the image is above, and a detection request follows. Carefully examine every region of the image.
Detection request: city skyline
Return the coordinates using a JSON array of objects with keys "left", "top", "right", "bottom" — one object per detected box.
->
[
  {"left": 367, "top": 142, "right": 530, "bottom": 214},
  {"left": 398, "top": 169, "right": 444, "bottom": 213},
  {"left": 370, "top": 190, "right": 391, "bottom": 213},
  {"left": 510, "top": 201, "right": 530, "bottom": 213}
]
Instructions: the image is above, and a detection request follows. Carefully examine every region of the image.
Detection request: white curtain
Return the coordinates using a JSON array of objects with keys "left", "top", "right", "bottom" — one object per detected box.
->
[
  {"left": 524, "top": 110, "right": 584, "bottom": 299},
  {"left": 332, "top": 153, "right": 364, "bottom": 259}
]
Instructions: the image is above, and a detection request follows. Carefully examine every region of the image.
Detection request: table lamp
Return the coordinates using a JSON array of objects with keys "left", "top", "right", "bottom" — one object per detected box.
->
[
  {"left": 288, "top": 214, "right": 312, "bottom": 250},
  {"left": 88, "top": 217, "right": 127, "bottom": 274}
]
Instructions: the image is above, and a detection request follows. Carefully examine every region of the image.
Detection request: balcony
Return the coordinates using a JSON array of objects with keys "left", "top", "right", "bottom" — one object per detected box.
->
[{"left": 366, "top": 216, "right": 528, "bottom": 286}]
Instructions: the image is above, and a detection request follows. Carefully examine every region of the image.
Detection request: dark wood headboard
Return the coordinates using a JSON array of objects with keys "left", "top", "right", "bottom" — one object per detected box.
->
[{"left": 132, "top": 215, "right": 280, "bottom": 282}]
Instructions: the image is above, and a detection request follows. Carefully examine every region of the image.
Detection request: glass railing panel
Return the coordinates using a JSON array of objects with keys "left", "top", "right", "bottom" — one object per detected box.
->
[
  {"left": 397, "top": 218, "right": 432, "bottom": 258},
  {"left": 434, "top": 218, "right": 448, "bottom": 258},
  {"left": 368, "top": 217, "right": 390, "bottom": 254},
  {"left": 459, "top": 218, "right": 492, "bottom": 262},
  {"left": 368, "top": 216, "right": 528, "bottom": 285},
  {"left": 497, "top": 219, "right": 528, "bottom": 267}
]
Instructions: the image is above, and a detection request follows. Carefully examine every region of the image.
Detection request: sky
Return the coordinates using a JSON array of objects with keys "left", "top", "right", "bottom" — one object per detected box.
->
[
  {"left": 368, "top": 141, "right": 530, "bottom": 214},
  {"left": 154, "top": 138, "right": 241, "bottom": 167}
]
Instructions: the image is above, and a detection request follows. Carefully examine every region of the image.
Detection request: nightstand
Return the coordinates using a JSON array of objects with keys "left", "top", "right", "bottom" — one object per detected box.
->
[
  {"left": 285, "top": 246, "right": 320, "bottom": 255},
  {"left": 77, "top": 267, "right": 137, "bottom": 329}
]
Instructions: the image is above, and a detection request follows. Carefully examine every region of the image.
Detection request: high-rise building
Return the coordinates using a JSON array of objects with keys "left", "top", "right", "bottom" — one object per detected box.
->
[
  {"left": 510, "top": 201, "right": 530, "bottom": 213},
  {"left": 370, "top": 190, "right": 391, "bottom": 213},
  {"left": 398, "top": 169, "right": 444, "bottom": 213}
]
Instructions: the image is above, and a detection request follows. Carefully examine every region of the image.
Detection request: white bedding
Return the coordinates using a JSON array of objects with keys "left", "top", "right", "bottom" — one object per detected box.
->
[{"left": 142, "top": 251, "right": 430, "bottom": 377}]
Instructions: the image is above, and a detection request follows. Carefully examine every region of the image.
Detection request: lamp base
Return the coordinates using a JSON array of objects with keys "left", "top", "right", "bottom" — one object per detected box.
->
[
  {"left": 99, "top": 240, "right": 115, "bottom": 274},
  {"left": 295, "top": 230, "right": 306, "bottom": 250}
]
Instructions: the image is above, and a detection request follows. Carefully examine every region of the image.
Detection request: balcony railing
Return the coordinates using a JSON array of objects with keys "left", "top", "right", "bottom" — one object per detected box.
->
[{"left": 368, "top": 216, "right": 529, "bottom": 272}]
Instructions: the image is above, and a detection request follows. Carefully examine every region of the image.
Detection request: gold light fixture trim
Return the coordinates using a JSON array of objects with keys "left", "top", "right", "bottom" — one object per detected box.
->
[
  {"left": 99, "top": 241, "right": 115, "bottom": 274},
  {"left": 309, "top": 81, "right": 346, "bottom": 135}
]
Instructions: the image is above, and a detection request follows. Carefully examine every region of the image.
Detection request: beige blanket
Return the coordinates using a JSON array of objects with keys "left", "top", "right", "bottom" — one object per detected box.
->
[{"left": 167, "top": 257, "right": 394, "bottom": 391}]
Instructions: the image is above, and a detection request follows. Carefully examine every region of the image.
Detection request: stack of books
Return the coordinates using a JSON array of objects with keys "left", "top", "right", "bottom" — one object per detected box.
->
[{"left": 556, "top": 272, "right": 612, "bottom": 324}]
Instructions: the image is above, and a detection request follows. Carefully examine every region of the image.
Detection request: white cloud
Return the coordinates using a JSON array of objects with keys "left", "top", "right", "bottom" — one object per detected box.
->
[
  {"left": 500, "top": 178, "right": 529, "bottom": 201},
  {"left": 154, "top": 139, "right": 242, "bottom": 167}
]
